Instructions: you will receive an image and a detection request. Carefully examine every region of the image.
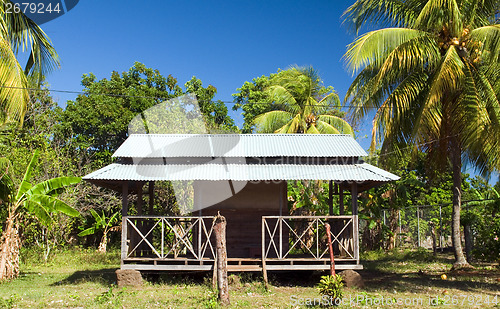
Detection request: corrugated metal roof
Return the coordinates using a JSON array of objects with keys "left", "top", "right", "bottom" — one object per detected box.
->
[
  {"left": 112, "top": 134, "right": 367, "bottom": 158},
  {"left": 83, "top": 163, "right": 399, "bottom": 182}
]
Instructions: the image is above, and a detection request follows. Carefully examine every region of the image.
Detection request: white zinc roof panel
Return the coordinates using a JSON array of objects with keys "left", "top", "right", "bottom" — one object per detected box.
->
[
  {"left": 83, "top": 163, "right": 399, "bottom": 182},
  {"left": 112, "top": 134, "right": 367, "bottom": 158}
]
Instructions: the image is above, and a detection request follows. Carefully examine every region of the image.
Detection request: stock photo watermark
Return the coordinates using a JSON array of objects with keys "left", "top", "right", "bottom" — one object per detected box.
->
[
  {"left": 290, "top": 293, "right": 499, "bottom": 307},
  {"left": 5, "top": 0, "right": 79, "bottom": 25}
]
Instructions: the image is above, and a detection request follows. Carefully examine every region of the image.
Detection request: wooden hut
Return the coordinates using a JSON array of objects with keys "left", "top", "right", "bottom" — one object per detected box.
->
[{"left": 83, "top": 134, "right": 399, "bottom": 272}]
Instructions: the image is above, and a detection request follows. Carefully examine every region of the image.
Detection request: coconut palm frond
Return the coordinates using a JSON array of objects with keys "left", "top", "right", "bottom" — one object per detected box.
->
[
  {"left": 0, "top": 1, "right": 59, "bottom": 125},
  {"left": 414, "top": 0, "right": 463, "bottom": 36},
  {"left": 287, "top": 114, "right": 301, "bottom": 133},
  {"left": 306, "top": 124, "right": 321, "bottom": 134},
  {"left": 253, "top": 110, "right": 293, "bottom": 133},
  {"left": 0, "top": 37, "right": 29, "bottom": 125},
  {"left": 318, "top": 92, "right": 341, "bottom": 112},
  {"left": 317, "top": 115, "right": 353, "bottom": 136},
  {"left": 3, "top": 2, "right": 60, "bottom": 80},
  {"left": 274, "top": 122, "right": 292, "bottom": 134},
  {"left": 354, "top": 35, "right": 440, "bottom": 134},
  {"left": 372, "top": 71, "right": 429, "bottom": 151},
  {"left": 376, "top": 34, "right": 440, "bottom": 80},
  {"left": 316, "top": 120, "right": 341, "bottom": 134},
  {"left": 342, "top": 0, "right": 420, "bottom": 33},
  {"left": 265, "top": 85, "right": 300, "bottom": 114},
  {"left": 345, "top": 65, "right": 380, "bottom": 124},
  {"left": 461, "top": 62, "right": 500, "bottom": 173},
  {"left": 470, "top": 25, "right": 500, "bottom": 63},
  {"left": 345, "top": 28, "right": 429, "bottom": 73},
  {"left": 415, "top": 47, "right": 465, "bottom": 143}
]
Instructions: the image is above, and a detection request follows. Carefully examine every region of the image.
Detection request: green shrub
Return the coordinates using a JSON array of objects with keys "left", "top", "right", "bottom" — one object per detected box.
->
[{"left": 317, "top": 275, "right": 343, "bottom": 302}]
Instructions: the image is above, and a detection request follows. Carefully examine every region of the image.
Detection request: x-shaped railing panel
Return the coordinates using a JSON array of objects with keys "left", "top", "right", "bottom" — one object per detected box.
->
[
  {"left": 124, "top": 216, "right": 215, "bottom": 261},
  {"left": 262, "top": 216, "right": 355, "bottom": 260}
]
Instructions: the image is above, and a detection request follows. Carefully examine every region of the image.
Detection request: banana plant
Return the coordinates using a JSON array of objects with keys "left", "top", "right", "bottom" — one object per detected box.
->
[
  {"left": 0, "top": 150, "right": 80, "bottom": 280},
  {"left": 78, "top": 209, "right": 120, "bottom": 253}
]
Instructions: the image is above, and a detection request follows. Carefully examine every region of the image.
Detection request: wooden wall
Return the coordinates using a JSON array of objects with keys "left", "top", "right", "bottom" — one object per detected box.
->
[{"left": 196, "top": 180, "right": 287, "bottom": 258}]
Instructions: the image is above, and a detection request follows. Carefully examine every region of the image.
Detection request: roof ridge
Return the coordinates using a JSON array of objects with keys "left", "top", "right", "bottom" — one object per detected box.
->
[{"left": 126, "top": 133, "right": 354, "bottom": 137}]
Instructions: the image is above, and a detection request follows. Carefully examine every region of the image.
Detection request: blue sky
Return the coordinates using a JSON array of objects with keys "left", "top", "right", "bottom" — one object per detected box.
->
[
  {"left": 37, "top": 0, "right": 498, "bottom": 183},
  {"left": 42, "top": 1, "right": 361, "bottom": 132}
]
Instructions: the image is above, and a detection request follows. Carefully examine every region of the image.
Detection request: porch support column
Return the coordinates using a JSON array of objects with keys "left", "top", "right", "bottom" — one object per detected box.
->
[
  {"left": 121, "top": 181, "right": 129, "bottom": 264},
  {"left": 339, "top": 184, "right": 344, "bottom": 215},
  {"left": 194, "top": 181, "right": 202, "bottom": 216},
  {"left": 122, "top": 182, "right": 129, "bottom": 217},
  {"left": 351, "top": 183, "right": 359, "bottom": 264},
  {"left": 279, "top": 181, "right": 286, "bottom": 259},
  {"left": 328, "top": 180, "right": 333, "bottom": 215},
  {"left": 137, "top": 182, "right": 143, "bottom": 215},
  {"left": 148, "top": 181, "right": 155, "bottom": 214},
  {"left": 279, "top": 181, "right": 286, "bottom": 216}
]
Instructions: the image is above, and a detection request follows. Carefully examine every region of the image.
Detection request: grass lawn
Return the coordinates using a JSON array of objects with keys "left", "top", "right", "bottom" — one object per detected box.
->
[{"left": 0, "top": 247, "right": 498, "bottom": 308}]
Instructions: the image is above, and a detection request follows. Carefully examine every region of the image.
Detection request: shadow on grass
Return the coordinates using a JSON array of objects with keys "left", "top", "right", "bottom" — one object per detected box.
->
[
  {"left": 362, "top": 248, "right": 455, "bottom": 265},
  {"left": 139, "top": 270, "right": 322, "bottom": 288},
  {"left": 51, "top": 268, "right": 118, "bottom": 286},
  {"left": 360, "top": 267, "right": 500, "bottom": 296}
]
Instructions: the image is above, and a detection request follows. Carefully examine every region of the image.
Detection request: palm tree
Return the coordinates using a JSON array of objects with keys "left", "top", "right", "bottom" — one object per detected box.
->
[
  {"left": 0, "top": 1, "right": 59, "bottom": 125},
  {"left": 0, "top": 151, "right": 80, "bottom": 280},
  {"left": 343, "top": 0, "right": 500, "bottom": 268},
  {"left": 253, "top": 67, "right": 354, "bottom": 135}
]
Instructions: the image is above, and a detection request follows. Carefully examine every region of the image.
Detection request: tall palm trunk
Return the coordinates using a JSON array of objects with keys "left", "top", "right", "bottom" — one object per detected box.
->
[{"left": 450, "top": 140, "right": 469, "bottom": 269}]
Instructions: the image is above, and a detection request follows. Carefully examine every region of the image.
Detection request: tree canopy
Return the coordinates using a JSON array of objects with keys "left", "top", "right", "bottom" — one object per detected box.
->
[
  {"left": 56, "top": 62, "right": 237, "bottom": 166},
  {"left": 233, "top": 66, "right": 352, "bottom": 134}
]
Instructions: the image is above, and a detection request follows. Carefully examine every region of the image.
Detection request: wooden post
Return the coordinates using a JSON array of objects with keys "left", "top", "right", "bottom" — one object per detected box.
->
[
  {"left": 329, "top": 182, "right": 340, "bottom": 255},
  {"left": 214, "top": 213, "right": 230, "bottom": 306},
  {"left": 339, "top": 184, "right": 344, "bottom": 215},
  {"left": 261, "top": 217, "right": 268, "bottom": 289},
  {"left": 328, "top": 181, "right": 333, "bottom": 215},
  {"left": 121, "top": 182, "right": 129, "bottom": 264},
  {"left": 351, "top": 183, "right": 359, "bottom": 264},
  {"left": 279, "top": 182, "right": 284, "bottom": 259},
  {"left": 148, "top": 181, "right": 155, "bottom": 214},
  {"left": 137, "top": 182, "right": 143, "bottom": 215},
  {"left": 121, "top": 217, "right": 128, "bottom": 264},
  {"left": 122, "top": 182, "right": 129, "bottom": 217},
  {"left": 338, "top": 184, "right": 345, "bottom": 256},
  {"left": 325, "top": 223, "right": 335, "bottom": 276}
]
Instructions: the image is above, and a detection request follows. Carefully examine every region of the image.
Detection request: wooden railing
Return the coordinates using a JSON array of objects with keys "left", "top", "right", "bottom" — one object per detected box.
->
[
  {"left": 121, "top": 216, "right": 216, "bottom": 261},
  {"left": 261, "top": 216, "right": 358, "bottom": 261}
]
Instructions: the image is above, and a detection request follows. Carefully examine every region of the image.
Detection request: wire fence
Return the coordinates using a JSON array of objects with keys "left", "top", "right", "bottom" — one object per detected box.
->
[
  {"left": 360, "top": 200, "right": 494, "bottom": 251},
  {"left": 389, "top": 205, "right": 451, "bottom": 250}
]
